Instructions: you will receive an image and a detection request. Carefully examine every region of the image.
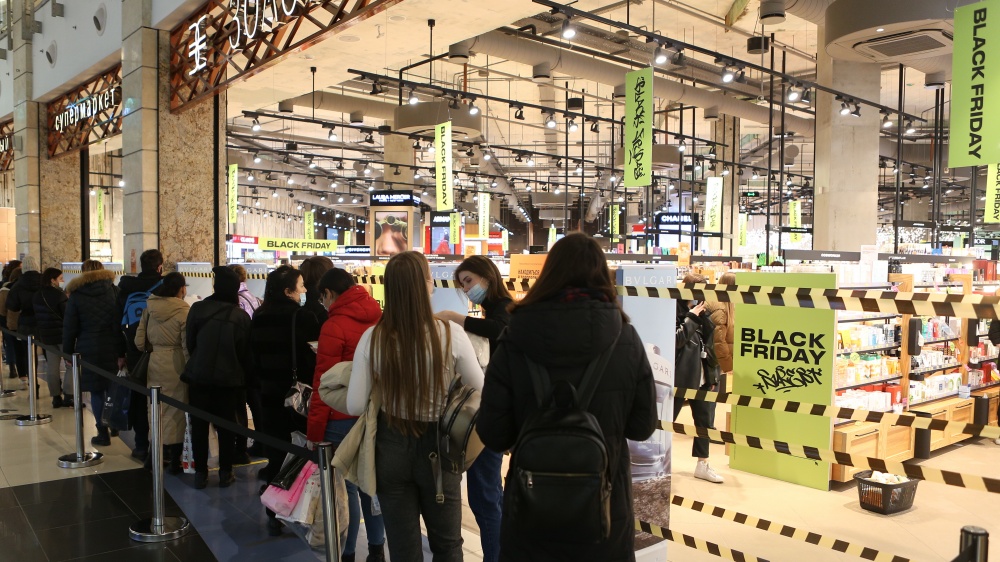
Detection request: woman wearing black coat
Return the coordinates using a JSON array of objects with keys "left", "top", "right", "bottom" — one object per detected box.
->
[
  {"left": 33, "top": 268, "right": 69, "bottom": 408},
  {"left": 63, "top": 261, "right": 126, "bottom": 447},
  {"left": 249, "top": 266, "right": 320, "bottom": 535},
  {"left": 674, "top": 273, "right": 723, "bottom": 484},
  {"left": 184, "top": 266, "right": 253, "bottom": 489},
  {"left": 478, "top": 233, "right": 657, "bottom": 562}
]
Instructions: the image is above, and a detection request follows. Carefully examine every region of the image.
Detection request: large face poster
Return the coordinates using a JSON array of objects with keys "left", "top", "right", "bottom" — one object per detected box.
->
[
  {"left": 616, "top": 265, "right": 673, "bottom": 555},
  {"left": 731, "top": 272, "right": 835, "bottom": 490},
  {"left": 372, "top": 210, "right": 409, "bottom": 256}
]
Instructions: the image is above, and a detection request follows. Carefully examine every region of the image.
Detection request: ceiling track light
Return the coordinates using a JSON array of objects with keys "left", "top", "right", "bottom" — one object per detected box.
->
[
  {"left": 308, "top": 158, "right": 317, "bottom": 169},
  {"left": 590, "top": 121, "right": 600, "bottom": 133},
  {"left": 514, "top": 107, "right": 525, "bottom": 120},
  {"left": 839, "top": 102, "right": 851, "bottom": 116},
  {"left": 468, "top": 101, "right": 480, "bottom": 115},
  {"left": 545, "top": 113, "right": 557, "bottom": 128},
  {"left": 328, "top": 128, "right": 338, "bottom": 141},
  {"left": 653, "top": 43, "right": 668, "bottom": 65},
  {"left": 851, "top": 103, "right": 862, "bottom": 117},
  {"left": 677, "top": 138, "right": 686, "bottom": 152},
  {"left": 568, "top": 119, "right": 578, "bottom": 133},
  {"left": 251, "top": 118, "right": 261, "bottom": 132},
  {"left": 364, "top": 132, "right": 375, "bottom": 144},
  {"left": 880, "top": 111, "right": 893, "bottom": 128},
  {"left": 801, "top": 89, "right": 812, "bottom": 104},
  {"left": 561, "top": 17, "right": 576, "bottom": 39},
  {"left": 408, "top": 89, "right": 419, "bottom": 105},
  {"left": 370, "top": 80, "right": 383, "bottom": 95},
  {"left": 412, "top": 139, "right": 420, "bottom": 149},
  {"left": 787, "top": 86, "right": 801, "bottom": 102}
]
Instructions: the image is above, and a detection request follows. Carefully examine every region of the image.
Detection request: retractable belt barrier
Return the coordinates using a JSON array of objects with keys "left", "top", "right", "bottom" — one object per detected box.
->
[
  {"left": 635, "top": 519, "right": 771, "bottom": 562},
  {"left": 674, "top": 388, "right": 1000, "bottom": 441}
]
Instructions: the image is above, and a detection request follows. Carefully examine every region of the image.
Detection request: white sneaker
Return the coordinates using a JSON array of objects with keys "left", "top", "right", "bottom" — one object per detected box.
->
[
  {"left": 694, "top": 460, "right": 724, "bottom": 483},
  {"left": 994, "top": 438, "right": 1000, "bottom": 446}
]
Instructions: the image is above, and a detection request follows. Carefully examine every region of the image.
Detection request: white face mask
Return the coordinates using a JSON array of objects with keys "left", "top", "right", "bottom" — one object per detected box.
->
[{"left": 298, "top": 292, "right": 307, "bottom": 307}]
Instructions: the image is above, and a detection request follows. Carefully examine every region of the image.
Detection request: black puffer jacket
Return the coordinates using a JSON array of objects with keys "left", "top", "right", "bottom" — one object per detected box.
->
[
  {"left": 463, "top": 295, "right": 513, "bottom": 356},
  {"left": 249, "top": 299, "right": 321, "bottom": 397},
  {"left": 63, "top": 270, "right": 125, "bottom": 392},
  {"left": 6, "top": 271, "right": 42, "bottom": 335},
  {"left": 675, "top": 302, "right": 720, "bottom": 389},
  {"left": 32, "top": 285, "right": 67, "bottom": 346},
  {"left": 184, "top": 297, "right": 252, "bottom": 388},
  {"left": 478, "top": 299, "right": 657, "bottom": 562}
]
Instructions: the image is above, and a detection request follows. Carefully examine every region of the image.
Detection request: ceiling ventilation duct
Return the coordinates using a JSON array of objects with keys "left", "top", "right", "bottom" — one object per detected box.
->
[{"left": 824, "top": 0, "right": 954, "bottom": 67}]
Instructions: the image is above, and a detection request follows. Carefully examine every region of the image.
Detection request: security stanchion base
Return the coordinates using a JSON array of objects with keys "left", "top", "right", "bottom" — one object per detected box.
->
[
  {"left": 0, "top": 390, "right": 15, "bottom": 398},
  {"left": 57, "top": 451, "right": 103, "bottom": 469},
  {"left": 15, "top": 414, "right": 52, "bottom": 426},
  {"left": 129, "top": 516, "right": 191, "bottom": 543}
]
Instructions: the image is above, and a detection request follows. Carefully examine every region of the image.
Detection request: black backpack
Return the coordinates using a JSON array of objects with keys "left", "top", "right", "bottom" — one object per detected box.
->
[{"left": 508, "top": 330, "right": 621, "bottom": 543}]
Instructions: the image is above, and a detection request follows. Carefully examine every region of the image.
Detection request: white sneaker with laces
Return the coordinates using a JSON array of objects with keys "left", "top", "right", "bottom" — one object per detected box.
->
[{"left": 694, "top": 460, "right": 724, "bottom": 483}]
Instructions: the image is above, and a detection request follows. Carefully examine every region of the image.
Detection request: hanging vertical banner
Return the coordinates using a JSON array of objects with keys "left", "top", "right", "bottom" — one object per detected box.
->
[
  {"left": 548, "top": 224, "right": 557, "bottom": 249},
  {"left": 788, "top": 200, "right": 802, "bottom": 242},
  {"left": 478, "top": 194, "right": 490, "bottom": 238},
  {"left": 435, "top": 121, "right": 454, "bottom": 211},
  {"left": 625, "top": 67, "right": 653, "bottom": 188},
  {"left": 704, "top": 177, "right": 724, "bottom": 232},
  {"left": 610, "top": 204, "right": 620, "bottom": 240},
  {"left": 986, "top": 163, "right": 1000, "bottom": 223},
  {"left": 449, "top": 212, "right": 461, "bottom": 246},
  {"left": 228, "top": 163, "right": 238, "bottom": 224},
  {"left": 950, "top": 0, "right": 1000, "bottom": 168},
  {"left": 738, "top": 213, "right": 748, "bottom": 248},
  {"left": 304, "top": 211, "right": 315, "bottom": 240},
  {"left": 502, "top": 229, "right": 509, "bottom": 252},
  {"left": 343, "top": 230, "right": 352, "bottom": 246},
  {"left": 96, "top": 189, "right": 105, "bottom": 236}
]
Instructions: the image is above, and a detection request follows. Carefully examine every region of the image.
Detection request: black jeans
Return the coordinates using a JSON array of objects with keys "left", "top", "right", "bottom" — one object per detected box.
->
[
  {"left": 258, "top": 391, "right": 294, "bottom": 481},
  {"left": 673, "top": 382, "right": 716, "bottom": 459},
  {"left": 188, "top": 385, "right": 243, "bottom": 473},
  {"left": 375, "top": 414, "right": 463, "bottom": 562}
]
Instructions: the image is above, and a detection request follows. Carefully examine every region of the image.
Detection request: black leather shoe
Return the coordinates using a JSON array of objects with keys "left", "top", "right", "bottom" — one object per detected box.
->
[
  {"left": 219, "top": 470, "right": 236, "bottom": 488},
  {"left": 194, "top": 472, "right": 208, "bottom": 489}
]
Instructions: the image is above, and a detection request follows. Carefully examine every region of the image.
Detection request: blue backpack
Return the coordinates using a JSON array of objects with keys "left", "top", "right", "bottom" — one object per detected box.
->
[{"left": 121, "top": 280, "right": 163, "bottom": 329}]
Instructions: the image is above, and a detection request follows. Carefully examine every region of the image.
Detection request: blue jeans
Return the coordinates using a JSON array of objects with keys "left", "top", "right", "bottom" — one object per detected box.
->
[
  {"left": 325, "top": 417, "right": 386, "bottom": 556},
  {"left": 466, "top": 448, "right": 502, "bottom": 562}
]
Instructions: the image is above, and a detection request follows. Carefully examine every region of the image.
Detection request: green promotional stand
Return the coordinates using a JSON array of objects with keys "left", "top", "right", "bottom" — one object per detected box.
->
[{"left": 730, "top": 272, "right": 836, "bottom": 490}]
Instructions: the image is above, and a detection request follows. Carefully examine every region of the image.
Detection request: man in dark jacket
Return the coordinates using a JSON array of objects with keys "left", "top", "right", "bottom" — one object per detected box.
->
[
  {"left": 478, "top": 295, "right": 657, "bottom": 562},
  {"left": 33, "top": 268, "right": 69, "bottom": 408},
  {"left": 184, "top": 266, "right": 253, "bottom": 489},
  {"left": 64, "top": 266, "right": 126, "bottom": 447},
  {"left": 7, "top": 256, "right": 43, "bottom": 385},
  {"left": 117, "top": 249, "right": 163, "bottom": 460}
]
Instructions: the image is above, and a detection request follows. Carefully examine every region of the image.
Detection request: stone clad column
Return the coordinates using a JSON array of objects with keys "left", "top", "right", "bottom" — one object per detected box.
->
[
  {"left": 122, "top": 0, "right": 225, "bottom": 270},
  {"left": 12, "top": 0, "right": 40, "bottom": 259},
  {"left": 812, "top": 28, "right": 881, "bottom": 251},
  {"left": 37, "top": 129, "right": 82, "bottom": 268},
  {"left": 709, "top": 113, "right": 739, "bottom": 254}
]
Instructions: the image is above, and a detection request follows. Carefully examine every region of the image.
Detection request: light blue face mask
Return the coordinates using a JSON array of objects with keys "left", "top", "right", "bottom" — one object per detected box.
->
[
  {"left": 299, "top": 292, "right": 307, "bottom": 307},
  {"left": 467, "top": 283, "right": 488, "bottom": 305}
]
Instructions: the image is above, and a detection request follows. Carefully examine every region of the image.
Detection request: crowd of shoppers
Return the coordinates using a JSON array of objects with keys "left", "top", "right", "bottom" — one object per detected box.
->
[{"left": 5, "top": 235, "right": 670, "bottom": 562}]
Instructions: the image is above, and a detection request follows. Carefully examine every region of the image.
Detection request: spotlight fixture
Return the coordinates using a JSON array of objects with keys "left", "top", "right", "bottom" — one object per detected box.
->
[
  {"left": 590, "top": 121, "right": 600, "bottom": 133},
  {"left": 370, "top": 81, "right": 383, "bottom": 95},
  {"left": 787, "top": 86, "right": 801, "bottom": 102},
  {"left": 527, "top": 157, "right": 535, "bottom": 167},
  {"left": 491, "top": 179, "right": 498, "bottom": 188},
  {"left": 255, "top": 200, "right": 260, "bottom": 207},
  {"left": 337, "top": 160, "right": 345, "bottom": 170},
  {"left": 840, "top": 102, "right": 851, "bottom": 116},
  {"left": 338, "top": 195, "right": 344, "bottom": 203},
  {"left": 353, "top": 197, "right": 359, "bottom": 203},
  {"left": 272, "top": 190, "right": 279, "bottom": 198},
  {"left": 881, "top": 111, "right": 893, "bottom": 128},
  {"left": 556, "top": 159, "right": 563, "bottom": 168},
  {"left": 247, "top": 171, "right": 254, "bottom": 181},
  {"left": 363, "top": 166, "right": 372, "bottom": 176},
  {"left": 575, "top": 162, "right": 584, "bottom": 174},
  {"left": 408, "top": 89, "right": 419, "bottom": 105},
  {"left": 722, "top": 167, "right": 730, "bottom": 176},
  {"left": 288, "top": 190, "right": 295, "bottom": 198},
  {"left": 253, "top": 152, "right": 261, "bottom": 164},
  {"left": 706, "top": 144, "right": 717, "bottom": 159},
  {"left": 393, "top": 166, "right": 401, "bottom": 176},
  {"left": 738, "top": 167, "right": 745, "bottom": 176},
  {"left": 851, "top": 103, "right": 861, "bottom": 117},
  {"left": 545, "top": 113, "right": 557, "bottom": 128},
  {"left": 514, "top": 107, "right": 525, "bottom": 120},
  {"left": 251, "top": 118, "right": 261, "bottom": 132},
  {"left": 320, "top": 194, "right": 326, "bottom": 201},
  {"left": 328, "top": 128, "right": 338, "bottom": 141},
  {"left": 483, "top": 151, "right": 491, "bottom": 161},
  {"left": 905, "top": 120, "right": 916, "bottom": 135},
  {"left": 412, "top": 140, "right": 421, "bottom": 149},
  {"left": 801, "top": 89, "right": 812, "bottom": 104},
  {"left": 554, "top": 186, "right": 561, "bottom": 195},
  {"left": 448, "top": 97, "right": 460, "bottom": 110},
  {"left": 721, "top": 65, "right": 736, "bottom": 83},
  {"left": 465, "top": 147, "right": 475, "bottom": 157},
  {"left": 677, "top": 139, "right": 686, "bottom": 152},
  {"left": 514, "top": 153, "right": 523, "bottom": 163},
  {"left": 694, "top": 160, "right": 702, "bottom": 171},
  {"left": 609, "top": 173, "right": 618, "bottom": 184},
  {"left": 414, "top": 169, "right": 422, "bottom": 180},
  {"left": 427, "top": 144, "right": 435, "bottom": 155},
  {"left": 89, "top": 188, "right": 96, "bottom": 196},
  {"left": 786, "top": 178, "right": 793, "bottom": 186},
  {"left": 364, "top": 132, "right": 375, "bottom": 144},
  {"left": 752, "top": 170, "right": 760, "bottom": 180},
  {"left": 568, "top": 119, "right": 578, "bottom": 133},
  {"left": 118, "top": 179, "right": 125, "bottom": 187},
  {"left": 308, "top": 158, "right": 317, "bottom": 169},
  {"left": 653, "top": 44, "right": 669, "bottom": 65},
  {"left": 468, "top": 101, "right": 480, "bottom": 116},
  {"left": 925, "top": 169, "right": 932, "bottom": 180},
  {"left": 286, "top": 175, "right": 294, "bottom": 185},
  {"left": 561, "top": 18, "right": 576, "bottom": 39}
]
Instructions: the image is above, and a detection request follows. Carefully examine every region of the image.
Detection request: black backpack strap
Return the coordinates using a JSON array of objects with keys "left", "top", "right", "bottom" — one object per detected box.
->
[
  {"left": 576, "top": 329, "right": 622, "bottom": 410},
  {"left": 524, "top": 356, "right": 551, "bottom": 409}
]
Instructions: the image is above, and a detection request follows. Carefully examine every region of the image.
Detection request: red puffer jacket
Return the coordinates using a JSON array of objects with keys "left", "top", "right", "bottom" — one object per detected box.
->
[{"left": 307, "top": 285, "right": 382, "bottom": 442}]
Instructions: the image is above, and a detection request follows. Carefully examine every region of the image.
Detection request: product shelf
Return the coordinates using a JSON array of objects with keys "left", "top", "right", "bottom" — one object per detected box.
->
[
  {"left": 971, "top": 380, "right": 1000, "bottom": 392},
  {"left": 836, "top": 375, "right": 903, "bottom": 392},
  {"left": 921, "top": 336, "right": 959, "bottom": 345},
  {"left": 908, "top": 363, "right": 962, "bottom": 378},
  {"left": 968, "top": 355, "right": 999, "bottom": 367},
  {"left": 836, "top": 344, "right": 899, "bottom": 356},
  {"left": 837, "top": 314, "right": 900, "bottom": 324},
  {"left": 909, "top": 391, "right": 961, "bottom": 408}
]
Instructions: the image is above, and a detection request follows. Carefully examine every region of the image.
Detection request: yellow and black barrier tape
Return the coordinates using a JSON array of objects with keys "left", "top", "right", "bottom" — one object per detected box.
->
[
  {"left": 665, "top": 421, "right": 1000, "bottom": 494},
  {"left": 669, "top": 495, "right": 914, "bottom": 562},
  {"left": 636, "top": 520, "right": 771, "bottom": 562},
  {"left": 353, "top": 277, "right": 1000, "bottom": 319},
  {"left": 674, "top": 388, "right": 1000, "bottom": 441},
  {"left": 179, "top": 272, "right": 215, "bottom": 278}
]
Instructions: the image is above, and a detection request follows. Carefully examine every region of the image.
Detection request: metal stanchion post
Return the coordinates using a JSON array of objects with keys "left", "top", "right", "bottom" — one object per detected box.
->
[
  {"left": 0, "top": 342, "right": 14, "bottom": 398},
  {"left": 316, "top": 442, "right": 341, "bottom": 562},
  {"left": 129, "top": 386, "right": 191, "bottom": 542},
  {"left": 15, "top": 336, "right": 51, "bottom": 426},
  {"left": 58, "top": 354, "right": 103, "bottom": 468},
  {"left": 959, "top": 526, "right": 989, "bottom": 562}
]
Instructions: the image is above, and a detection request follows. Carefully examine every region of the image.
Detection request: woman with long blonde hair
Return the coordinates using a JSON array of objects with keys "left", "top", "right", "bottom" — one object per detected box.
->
[{"left": 347, "top": 251, "right": 484, "bottom": 562}]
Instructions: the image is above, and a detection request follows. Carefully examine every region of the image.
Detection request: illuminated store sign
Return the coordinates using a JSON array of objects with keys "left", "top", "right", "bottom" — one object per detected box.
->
[
  {"left": 370, "top": 190, "right": 420, "bottom": 207},
  {"left": 53, "top": 87, "right": 120, "bottom": 133}
]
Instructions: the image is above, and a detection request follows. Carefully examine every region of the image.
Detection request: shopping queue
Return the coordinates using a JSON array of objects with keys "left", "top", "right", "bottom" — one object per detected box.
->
[{"left": 5, "top": 234, "right": 657, "bottom": 562}]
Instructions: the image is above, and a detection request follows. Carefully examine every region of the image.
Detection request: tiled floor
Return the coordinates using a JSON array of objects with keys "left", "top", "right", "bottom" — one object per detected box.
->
[{"left": 3, "top": 372, "right": 999, "bottom": 562}]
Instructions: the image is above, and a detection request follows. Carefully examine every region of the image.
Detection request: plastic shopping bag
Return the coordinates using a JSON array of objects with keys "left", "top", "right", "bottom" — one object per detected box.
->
[
  {"left": 279, "top": 467, "right": 349, "bottom": 551},
  {"left": 181, "top": 414, "right": 196, "bottom": 474},
  {"left": 101, "top": 369, "right": 132, "bottom": 431},
  {"left": 261, "top": 461, "right": 317, "bottom": 517}
]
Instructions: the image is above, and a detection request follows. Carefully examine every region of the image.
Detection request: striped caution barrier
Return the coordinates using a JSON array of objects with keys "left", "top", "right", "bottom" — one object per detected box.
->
[
  {"left": 674, "top": 388, "right": 1000, "bottom": 441},
  {"left": 669, "top": 495, "right": 914, "bottom": 562},
  {"left": 666, "top": 421, "right": 1000, "bottom": 494},
  {"left": 636, "top": 520, "right": 771, "bottom": 562}
]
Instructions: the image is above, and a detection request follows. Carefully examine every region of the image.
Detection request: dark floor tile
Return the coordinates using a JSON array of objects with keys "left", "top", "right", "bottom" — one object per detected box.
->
[
  {"left": 21, "top": 489, "right": 134, "bottom": 531},
  {"left": 113, "top": 486, "right": 179, "bottom": 518},
  {"left": 167, "top": 532, "right": 217, "bottom": 561},
  {"left": 11, "top": 475, "right": 112, "bottom": 506},
  {"left": 0, "top": 506, "right": 49, "bottom": 562},
  {"left": 63, "top": 543, "right": 180, "bottom": 562},
  {"left": 32, "top": 514, "right": 140, "bottom": 560},
  {"left": 0, "top": 486, "right": 18, "bottom": 509},
  {"left": 98, "top": 468, "right": 155, "bottom": 493}
]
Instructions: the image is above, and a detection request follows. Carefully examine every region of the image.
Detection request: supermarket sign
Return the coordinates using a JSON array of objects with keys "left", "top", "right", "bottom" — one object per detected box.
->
[{"left": 257, "top": 237, "right": 337, "bottom": 251}]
